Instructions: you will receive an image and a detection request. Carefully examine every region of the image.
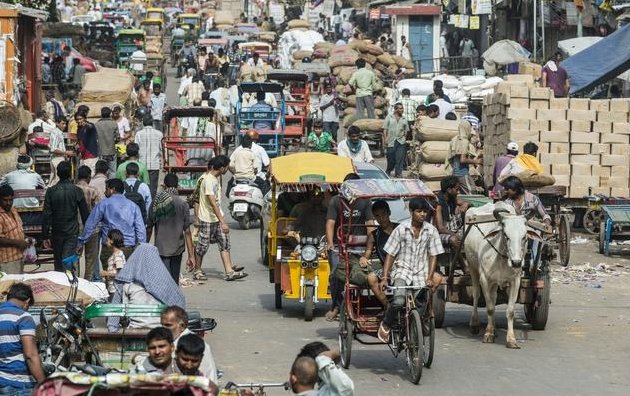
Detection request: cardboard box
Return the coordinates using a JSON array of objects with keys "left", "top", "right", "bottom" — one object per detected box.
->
[
  {"left": 570, "top": 98, "right": 590, "bottom": 110},
  {"left": 611, "top": 145, "right": 630, "bottom": 156},
  {"left": 553, "top": 175, "right": 570, "bottom": 186},
  {"left": 592, "top": 122, "right": 612, "bottom": 134},
  {"left": 570, "top": 131, "right": 600, "bottom": 144},
  {"left": 510, "top": 85, "right": 530, "bottom": 98},
  {"left": 510, "top": 119, "right": 530, "bottom": 130},
  {"left": 571, "top": 120, "right": 592, "bottom": 132},
  {"left": 571, "top": 143, "right": 591, "bottom": 154},
  {"left": 549, "top": 143, "right": 570, "bottom": 153},
  {"left": 613, "top": 123, "right": 630, "bottom": 134},
  {"left": 551, "top": 163, "right": 571, "bottom": 174},
  {"left": 601, "top": 155, "right": 629, "bottom": 166},
  {"left": 600, "top": 133, "right": 630, "bottom": 144},
  {"left": 567, "top": 109, "right": 597, "bottom": 121},
  {"left": 529, "top": 100, "right": 550, "bottom": 110},
  {"left": 591, "top": 143, "right": 611, "bottom": 155},
  {"left": 550, "top": 120, "right": 570, "bottom": 131},
  {"left": 611, "top": 187, "right": 630, "bottom": 197},
  {"left": 541, "top": 131, "right": 569, "bottom": 143},
  {"left": 571, "top": 154, "right": 600, "bottom": 165},
  {"left": 530, "top": 119, "right": 550, "bottom": 131},
  {"left": 549, "top": 97, "right": 569, "bottom": 109},
  {"left": 541, "top": 153, "right": 569, "bottom": 164},
  {"left": 537, "top": 109, "right": 566, "bottom": 120},
  {"left": 529, "top": 87, "right": 551, "bottom": 100},
  {"left": 509, "top": 98, "right": 529, "bottom": 108},
  {"left": 507, "top": 108, "right": 536, "bottom": 120},
  {"left": 609, "top": 98, "right": 630, "bottom": 112},
  {"left": 590, "top": 100, "right": 610, "bottom": 112},
  {"left": 572, "top": 164, "right": 592, "bottom": 176}
]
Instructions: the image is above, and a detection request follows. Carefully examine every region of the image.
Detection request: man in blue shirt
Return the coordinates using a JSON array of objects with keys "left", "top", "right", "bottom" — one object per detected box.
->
[
  {"left": 0, "top": 283, "right": 45, "bottom": 395},
  {"left": 77, "top": 178, "right": 146, "bottom": 266},
  {"left": 249, "top": 91, "right": 274, "bottom": 131}
]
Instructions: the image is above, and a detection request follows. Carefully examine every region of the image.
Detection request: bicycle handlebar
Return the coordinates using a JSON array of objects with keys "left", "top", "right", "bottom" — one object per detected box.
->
[
  {"left": 224, "top": 381, "right": 289, "bottom": 389},
  {"left": 386, "top": 285, "right": 429, "bottom": 291}
]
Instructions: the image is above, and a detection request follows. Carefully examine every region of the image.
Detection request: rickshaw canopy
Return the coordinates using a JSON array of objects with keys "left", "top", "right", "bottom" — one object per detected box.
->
[
  {"left": 238, "top": 41, "right": 272, "bottom": 51},
  {"left": 235, "top": 23, "right": 260, "bottom": 34},
  {"left": 145, "top": 7, "right": 165, "bottom": 21},
  {"left": 203, "top": 31, "right": 228, "bottom": 39},
  {"left": 270, "top": 153, "right": 354, "bottom": 189},
  {"left": 163, "top": 106, "right": 216, "bottom": 122},
  {"left": 340, "top": 179, "right": 435, "bottom": 203},
  {"left": 198, "top": 38, "right": 228, "bottom": 47},
  {"left": 267, "top": 69, "right": 309, "bottom": 82}
]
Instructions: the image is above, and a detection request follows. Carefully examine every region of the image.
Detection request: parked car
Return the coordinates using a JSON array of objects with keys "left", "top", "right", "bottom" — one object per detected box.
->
[{"left": 353, "top": 161, "right": 409, "bottom": 223}]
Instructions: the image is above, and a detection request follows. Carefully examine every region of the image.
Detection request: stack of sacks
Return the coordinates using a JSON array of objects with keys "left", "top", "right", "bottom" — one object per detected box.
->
[
  {"left": 409, "top": 117, "right": 460, "bottom": 190},
  {"left": 214, "top": 10, "right": 235, "bottom": 31},
  {"left": 238, "top": 63, "right": 272, "bottom": 82},
  {"left": 277, "top": 29, "right": 324, "bottom": 69},
  {"left": 287, "top": 19, "right": 311, "bottom": 31},
  {"left": 145, "top": 37, "right": 162, "bottom": 54},
  {"left": 397, "top": 75, "right": 503, "bottom": 104}
]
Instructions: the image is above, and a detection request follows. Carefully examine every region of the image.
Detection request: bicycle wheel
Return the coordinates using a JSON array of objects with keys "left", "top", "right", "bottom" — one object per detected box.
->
[
  {"left": 338, "top": 305, "right": 353, "bottom": 369},
  {"left": 422, "top": 317, "right": 435, "bottom": 368},
  {"left": 405, "top": 310, "right": 423, "bottom": 384}
]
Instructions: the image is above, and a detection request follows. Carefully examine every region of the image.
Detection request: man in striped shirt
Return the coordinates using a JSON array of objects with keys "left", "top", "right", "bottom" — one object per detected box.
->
[{"left": 0, "top": 283, "right": 45, "bottom": 394}]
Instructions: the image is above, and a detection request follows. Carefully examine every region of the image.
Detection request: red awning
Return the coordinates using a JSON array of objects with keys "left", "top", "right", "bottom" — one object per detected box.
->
[{"left": 381, "top": 5, "right": 441, "bottom": 16}]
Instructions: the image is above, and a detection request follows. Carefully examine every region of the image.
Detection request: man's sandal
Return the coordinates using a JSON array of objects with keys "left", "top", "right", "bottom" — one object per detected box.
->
[
  {"left": 225, "top": 271, "right": 248, "bottom": 281},
  {"left": 193, "top": 270, "right": 207, "bottom": 281}
]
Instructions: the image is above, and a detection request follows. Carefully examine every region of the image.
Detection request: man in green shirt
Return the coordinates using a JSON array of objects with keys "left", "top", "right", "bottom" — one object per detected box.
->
[
  {"left": 116, "top": 143, "right": 150, "bottom": 184},
  {"left": 306, "top": 119, "right": 335, "bottom": 152},
  {"left": 383, "top": 102, "right": 409, "bottom": 178},
  {"left": 348, "top": 58, "right": 376, "bottom": 119}
]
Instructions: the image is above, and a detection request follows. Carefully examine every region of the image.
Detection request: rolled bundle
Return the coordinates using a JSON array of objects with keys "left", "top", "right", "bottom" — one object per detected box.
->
[
  {"left": 419, "top": 141, "right": 450, "bottom": 163},
  {"left": 418, "top": 163, "right": 449, "bottom": 181},
  {"left": 287, "top": 19, "right": 311, "bottom": 29},
  {"left": 352, "top": 118, "right": 384, "bottom": 132}
]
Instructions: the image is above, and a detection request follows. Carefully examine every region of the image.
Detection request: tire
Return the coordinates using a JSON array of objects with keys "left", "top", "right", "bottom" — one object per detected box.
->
[
  {"left": 599, "top": 222, "right": 606, "bottom": 254},
  {"left": 259, "top": 223, "right": 268, "bottom": 266},
  {"left": 582, "top": 209, "right": 602, "bottom": 235},
  {"left": 304, "top": 285, "right": 315, "bottom": 322},
  {"left": 559, "top": 215, "right": 571, "bottom": 267},
  {"left": 274, "top": 283, "right": 282, "bottom": 309},
  {"left": 406, "top": 310, "right": 424, "bottom": 384},
  {"left": 525, "top": 272, "right": 550, "bottom": 330},
  {"left": 433, "top": 286, "right": 446, "bottom": 329},
  {"left": 422, "top": 317, "right": 435, "bottom": 369},
  {"left": 338, "top": 305, "right": 353, "bottom": 369},
  {"left": 238, "top": 215, "right": 250, "bottom": 230}
]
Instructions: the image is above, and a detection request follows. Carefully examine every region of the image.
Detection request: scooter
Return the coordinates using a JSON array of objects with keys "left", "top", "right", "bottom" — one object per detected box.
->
[{"left": 228, "top": 179, "right": 264, "bottom": 230}]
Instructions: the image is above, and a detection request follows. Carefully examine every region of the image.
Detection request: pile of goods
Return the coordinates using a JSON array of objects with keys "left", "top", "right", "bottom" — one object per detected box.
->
[
  {"left": 483, "top": 74, "right": 630, "bottom": 197},
  {"left": 397, "top": 75, "right": 503, "bottom": 104},
  {"left": 214, "top": 10, "right": 236, "bottom": 31},
  {"left": 277, "top": 25, "right": 324, "bottom": 69},
  {"left": 77, "top": 68, "right": 136, "bottom": 119}
]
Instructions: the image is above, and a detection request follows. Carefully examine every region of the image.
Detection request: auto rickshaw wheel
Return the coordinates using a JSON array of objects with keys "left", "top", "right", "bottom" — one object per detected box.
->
[
  {"left": 259, "top": 224, "right": 267, "bottom": 266},
  {"left": 524, "top": 271, "right": 550, "bottom": 330},
  {"left": 274, "top": 283, "right": 283, "bottom": 309},
  {"left": 432, "top": 285, "right": 446, "bottom": 328},
  {"left": 338, "top": 305, "right": 352, "bottom": 369},
  {"left": 304, "top": 285, "right": 315, "bottom": 322}
]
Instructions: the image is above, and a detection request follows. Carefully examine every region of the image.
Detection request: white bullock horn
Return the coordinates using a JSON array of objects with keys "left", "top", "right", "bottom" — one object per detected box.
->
[{"left": 493, "top": 208, "right": 509, "bottom": 221}]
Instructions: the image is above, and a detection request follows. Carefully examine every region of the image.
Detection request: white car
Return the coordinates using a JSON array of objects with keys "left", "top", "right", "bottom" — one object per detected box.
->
[{"left": 353, "top": 161, "right": 409, "bottom": 223}]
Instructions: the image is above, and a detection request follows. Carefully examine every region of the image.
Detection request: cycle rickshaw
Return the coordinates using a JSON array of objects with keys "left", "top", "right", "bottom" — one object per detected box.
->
[{"left": 336, "top": 178, "right": 437, "bottom": 384}]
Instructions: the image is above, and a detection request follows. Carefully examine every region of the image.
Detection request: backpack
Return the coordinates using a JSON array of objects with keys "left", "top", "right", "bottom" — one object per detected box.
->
[{"left": 124, "top": 180, "right": 147, "bottom": 222}]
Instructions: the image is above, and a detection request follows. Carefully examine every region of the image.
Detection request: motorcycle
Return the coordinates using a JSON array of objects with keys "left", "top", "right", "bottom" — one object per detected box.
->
[{"left": 228, "top": 179, "right": 264, "bottom": 230}]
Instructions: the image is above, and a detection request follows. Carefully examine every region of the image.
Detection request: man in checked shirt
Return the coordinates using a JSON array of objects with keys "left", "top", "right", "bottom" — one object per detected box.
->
[{"left": 377, "top": 197, "right": 444, "bottom": 343}]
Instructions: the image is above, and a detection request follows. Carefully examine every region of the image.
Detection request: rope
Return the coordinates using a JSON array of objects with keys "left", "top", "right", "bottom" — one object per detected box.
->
[{"left": 473, "top": 224, "right": 509, "bottom": 259}]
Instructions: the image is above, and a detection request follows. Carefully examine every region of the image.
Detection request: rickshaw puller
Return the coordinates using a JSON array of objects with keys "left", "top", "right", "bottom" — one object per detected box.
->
[{"left": 377, "top": 198, "right": 444, "bottom": 343}]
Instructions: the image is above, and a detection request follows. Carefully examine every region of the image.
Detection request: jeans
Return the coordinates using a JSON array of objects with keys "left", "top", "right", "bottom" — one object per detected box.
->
[
  {"left": 52, "top": 235, "right": 78, "bottom": 272},
  {"left": 383, "top": 278, "right": 407, "bottom": 328},
  {"left": 355, "top": 96, "right": 375, "bottom": 119},
  {"left": 323, "top": 121, "right": 339, "bottom": 141},
  {"left": 161, "top": 254, "right": 183, "bottom": 285},
  {"left": 0, "top": 384, "right": 35, "bottom": 396},
  {"left": 328, "top": 250, "right": 343, "bottom": 310},
  {"left": 386, "top": 141, "right": 406, "bottom": 177},
  {"left": 148, "top": 169, "right": 160, "bottom": 199}
]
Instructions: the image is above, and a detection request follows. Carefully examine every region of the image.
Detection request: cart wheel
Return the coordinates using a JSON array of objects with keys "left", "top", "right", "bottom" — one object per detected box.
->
[
  {"left": 524, "top": 271, "right": 550, "bottom": 330},
  {"left": 274, "top": 283, "right": 283, "bottom": 309},
  {"left": 338, "top": 305, "right": 352, "bottom": 369},
  {"left": 558, "top": 215, "right": 571, "bottom": 267},
  {"left": 406, "top": 310, "right": 424, "bottom": 384},
  {"left": 422, "top": 317, "right": 435, "bottom": 369},
  {"left": 582, "top": 209, "right": 602, "bottom": 235},
  {"left": 599, "top": 223, "right": 605, "bottom": 254},
  {"left": 304, "top": 285, "right": 315, "bottom": 322},
  {"left": 433, "top": 285, "right": 446, "bottom": 328}
]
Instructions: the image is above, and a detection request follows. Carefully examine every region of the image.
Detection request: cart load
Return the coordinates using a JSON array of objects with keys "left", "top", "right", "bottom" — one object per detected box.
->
[{"left": 78, "top": 68, "right": 135, "bottom": 104}]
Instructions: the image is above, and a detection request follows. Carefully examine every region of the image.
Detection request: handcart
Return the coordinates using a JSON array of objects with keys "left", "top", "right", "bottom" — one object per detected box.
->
[{"left": 598, "top": 204, "right": 630, "bottom": 256}]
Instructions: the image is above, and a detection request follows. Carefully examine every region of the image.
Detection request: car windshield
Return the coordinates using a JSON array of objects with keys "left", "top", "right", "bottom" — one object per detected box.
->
[{"left": 355, "top": 167, "right": 387, "bottom": 180}]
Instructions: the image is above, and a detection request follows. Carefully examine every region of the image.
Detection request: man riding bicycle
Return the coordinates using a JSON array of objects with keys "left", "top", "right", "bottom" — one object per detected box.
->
[{"left": 378, "top": 198, "right": 444, "bottom": 343}]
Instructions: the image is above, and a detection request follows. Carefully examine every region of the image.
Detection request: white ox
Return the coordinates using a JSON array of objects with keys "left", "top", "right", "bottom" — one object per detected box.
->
[{"left": 463, "top": 202, "right": 536, "bottom": 349}]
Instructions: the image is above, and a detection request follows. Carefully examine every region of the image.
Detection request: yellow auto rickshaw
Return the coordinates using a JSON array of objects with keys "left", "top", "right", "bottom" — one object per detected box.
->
[
  {"left": 177, "top": 13, "right": 201, "bottom": 34},
  {"left": 140, "top": 18, "right": 164, "bottom": 39},
  {"left": 145, "top": 7, "right": 165, "bottom": 24},
  {"left": 262, "top": 153, "right": 355, "bottom": 321}
]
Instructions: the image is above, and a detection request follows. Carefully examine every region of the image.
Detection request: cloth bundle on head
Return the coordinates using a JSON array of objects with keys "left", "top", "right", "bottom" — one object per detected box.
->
[
  {"left": 150, "top": 187, "right": 177, "bottom": 223},
  {"left": 514, "top": 153, "right": 544, "bottom": 174}
]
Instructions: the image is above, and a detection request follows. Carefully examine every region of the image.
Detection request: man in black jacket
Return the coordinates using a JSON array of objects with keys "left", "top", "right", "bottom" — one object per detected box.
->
[{"left": 42, "top": 161, "right": 89, "bottom": 272}]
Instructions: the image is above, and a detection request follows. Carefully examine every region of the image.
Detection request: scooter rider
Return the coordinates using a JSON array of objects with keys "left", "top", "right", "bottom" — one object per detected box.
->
[
  {"left": 227, "top": 135, "right": 268, "bottom": 196},
  {"left": 178, "top": 41, "right": 197, "bottom": 78}
]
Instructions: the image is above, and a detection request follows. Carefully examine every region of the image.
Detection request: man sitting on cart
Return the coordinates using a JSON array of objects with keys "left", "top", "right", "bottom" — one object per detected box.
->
[
  {"left": 378, "top": 198, "right": 444, "bottom": 343},
  {"left": 434, "top": 176, "right": 470, "bottom": 251},
  {"left": 249, "top": 91, "right": 275, "bottom": 131}
]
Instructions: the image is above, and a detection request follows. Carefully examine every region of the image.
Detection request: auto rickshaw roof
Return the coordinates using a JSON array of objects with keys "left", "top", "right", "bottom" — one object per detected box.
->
[
  {"left": 267, "top": 70, "right": 309, "bottom": 82},
  {"left": 270, "top": 153, "right": 354, "bottom": 187},
  {"left": 239, "top": 82, "right": 284, "bottom": 94},
  {"left": 118, "top": 29, "right": 146, "bottom": 36},
  {"left": 340, "top": 179, "right": 435, "bottom": 203},
  {"left": 163, "top": 106, "right": 216, "bottom": 121},
  {"left": 141, "top": 19, "right": 163, "bottom": 25},
  {"left": 146, "top": 8, "right": 165, "bottom": 13}
]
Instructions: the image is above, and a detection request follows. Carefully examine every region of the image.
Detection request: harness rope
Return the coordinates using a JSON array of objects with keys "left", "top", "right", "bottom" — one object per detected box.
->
[{"left": 473, "top": 224, "right": 509, "bottom": 259}]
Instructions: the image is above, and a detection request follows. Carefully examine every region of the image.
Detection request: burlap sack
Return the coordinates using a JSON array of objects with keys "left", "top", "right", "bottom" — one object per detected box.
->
[
  {"left": 288, "top": 19, "right": 311, "bottom": 29},
  {"left": 349, "top": 40, "right": 369, "bottom": 53},
  {"left": 393, "top": 55, "right": 414, "bottom": 69},
  {"left": 360, "top": 53, "right": 377, "bottom": 65},
  {"left": 513, "top": 170, "right": 556, "bottom": 188},
  {"left": 329, "top": 53, "right": 359, "bottom": 68},
  {"left": 342, "top": 114, "right": 357, "bottom": 128},
  {"left": 420, "top": 141, "right": 450, "bottom": 163},
  {"left": 374, "top": 96, "right": 386, "bottom": 109},
  {"left": 417, "top": 118, "right": 459, "bottom": 141},
  {"left": 352, "top": 118, "right": 384, "bottom": 132},
  {"left": 79, "top": 68, "right": 134, "bottom": 103},
  {"left": 418, "top": 163, "right": 449, "bottom": 181},
  {"left": 347, "top": 95, "right": 357, "bottom": 106},
  {"left": 337, "top": 67, "right": 357, "bottom": 84},
  {"left": 293, "top": 50, "right": 313, "bottom": 60},
  {"left": 366, "top": 43, "right": 384, "bottom": 56},
  {"left": 77, "top": 102, "right": 117, "bottom": 118},
  {"left": 331, "top": 45, "right": 357, "bottom": 55},
  {"left": 377, "top": 53, "right": 395, "bottom": 66},
  {"left": 312, "top": 49, "right": 329, "bottom": 59},
  {"left": 315, "top": 41, "right": 334, "bottom": 51},
  {"left": 214, "top": 11, "right": 235, "bottom": 25}
]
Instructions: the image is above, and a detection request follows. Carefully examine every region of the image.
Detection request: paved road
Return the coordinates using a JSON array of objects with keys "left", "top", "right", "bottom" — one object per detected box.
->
[{"left": 166, "top": 71, "right": 630, "bottom": 395}]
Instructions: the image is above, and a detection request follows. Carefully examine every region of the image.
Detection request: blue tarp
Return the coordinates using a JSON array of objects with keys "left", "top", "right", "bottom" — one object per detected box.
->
[{"left": 563, "top": 23, "right": 630, "bottom": 95}]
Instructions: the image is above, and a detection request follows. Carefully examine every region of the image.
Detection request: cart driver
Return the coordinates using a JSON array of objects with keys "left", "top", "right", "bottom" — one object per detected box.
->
[
  {"left": 285, "top": 187, "right": 328, "bottom": 242},
  {"left": 249, "top": 91, "right": 275, "bottom": 131},
  {"left": 434, "top": 176, "right": 470, "bottom": 251}
]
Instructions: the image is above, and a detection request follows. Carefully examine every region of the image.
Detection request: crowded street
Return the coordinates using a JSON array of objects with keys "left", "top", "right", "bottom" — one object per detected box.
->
[{"left": 0, "top": 0, "right": 630, "bottom": 395}]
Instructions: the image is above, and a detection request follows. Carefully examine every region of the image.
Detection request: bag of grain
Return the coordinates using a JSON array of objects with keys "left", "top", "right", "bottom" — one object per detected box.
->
[
  {"left": 418, "top": 163, "right": 449, "bottom": 181},
  {"left": 366, "top": 43, "right": 384, "bottom": 56},
  {"left": 349, "top": 40, "right": 369, "bottom": 53},
  {"left": 292, "top": 50, "right": 313, "bottom": 60},
  {"left": 392, "top": 55, "right": 414, "bottom": 69},
  {"left": 419, "top": 141, "right": 450, "bottom": 163},
  {"left": 360, "top": 53, "right": 377, "bottom": 65},
  {"left": 329, "top": 53, "right": 359, "bottom": 68},
  {"left": 288, "top": 19, "right": 311, "bottom": 29},
  {"left": 377, "top": 53, "right": 395, "bottom": 66},
  {"left": 342, "top": 114, "right": 356, "bottom": 128},
  {"left": 352, "top": 118, "right": 384, "bottom": 132},
  {"left": 416, "top": 118, "right": 459, "bottom": 141},
  {"left": 397, "top": 79, "right": 434, "bottom": 96}
]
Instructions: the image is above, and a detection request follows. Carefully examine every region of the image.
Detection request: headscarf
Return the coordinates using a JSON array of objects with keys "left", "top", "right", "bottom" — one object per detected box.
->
[
  {"left": 446, "top": 121, "right": 475, "bottom": 162},
  {"left": 346, "top": 138, "right": 363, "bottom": 154},
  {"left": 150, "top": 187, "right": 177, "bottom": 224},
  {"left": 544, "top": 60, "right": 558, "bottom": 72},
  {"left": 17, "top": 155, "right": 34, "bottom": 170}
]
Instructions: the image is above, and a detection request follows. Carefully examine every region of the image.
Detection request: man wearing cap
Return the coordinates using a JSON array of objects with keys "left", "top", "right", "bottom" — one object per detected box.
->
[
  {"left": 0, "top": 155, "right": 46, "bottom": 209},
  {"left": 492, "top": 142, "right": 519, "bottom": 196}
]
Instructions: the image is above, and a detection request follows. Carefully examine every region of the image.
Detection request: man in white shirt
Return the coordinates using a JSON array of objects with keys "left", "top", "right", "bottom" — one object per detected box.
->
[
  {"left": 337, "top": 126, "right": 374, "bottom": 163},
  {"left": 319, "top": 84, "right": 339, "bottom": 140},
  {"left": 124, "top": 162, "right": 152, "bottom": 215},
  {"left": 28, "top": 111, "right": 56, "bottom": 135},
  {"left": 178, "top": 69, "right": 196, "bottom": 97},
  {"left": 246, "top": 52, "right": 265, "bottom": 68},
  {"left": 130, "top": 45, "right": 147, "bottom": 73},
  {"left": 231, "top": 131, "right": 269, "bottom": 178},
  {"left": 134, "top": 114, "right": 163, "bottom": 198}
]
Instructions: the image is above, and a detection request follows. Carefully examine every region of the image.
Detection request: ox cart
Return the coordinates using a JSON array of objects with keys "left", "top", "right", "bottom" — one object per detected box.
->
[
  {"left": 528, "top": 185, "right": 571, "bottom": 267},
  {"left": 433, "top": 204, "right": 552, "bottom": 334}
]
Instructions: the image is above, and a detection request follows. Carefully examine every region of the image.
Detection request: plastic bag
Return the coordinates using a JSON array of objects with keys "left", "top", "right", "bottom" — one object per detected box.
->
[{"left": 23, "top": 239, "right": 37, "bottom": 264}]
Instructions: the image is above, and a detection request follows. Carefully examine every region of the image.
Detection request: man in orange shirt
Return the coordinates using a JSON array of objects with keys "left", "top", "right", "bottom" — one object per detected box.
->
[{"left": 0, "top": 185, "right": 30, "bottom": 274}]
